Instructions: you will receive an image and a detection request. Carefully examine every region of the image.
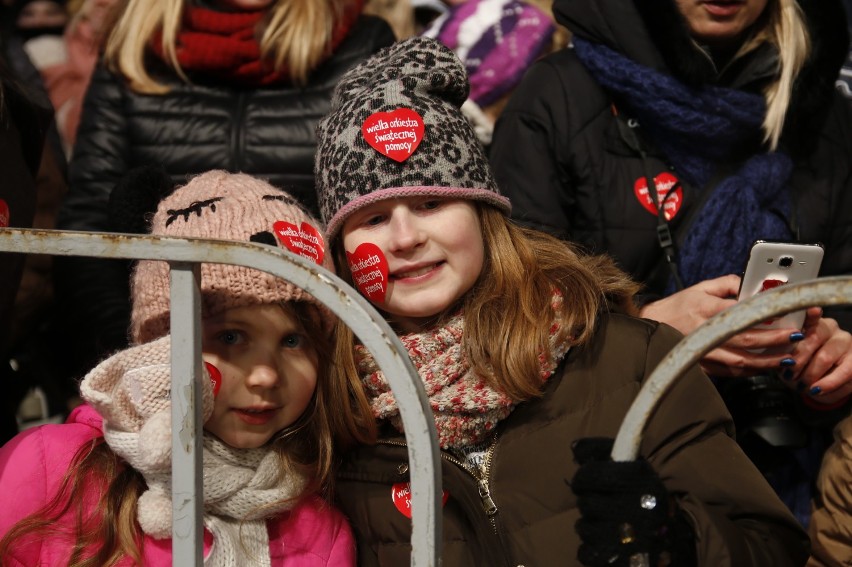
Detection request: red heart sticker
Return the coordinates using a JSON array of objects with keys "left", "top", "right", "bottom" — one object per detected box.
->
[
  {"left": 760, "top": 278, "right": 787, "bottom": 292},
  {"left": 273, "top": 221, "right": 325, "bottom": 265},
  {"left": 0, "top": 199, "right": 9, "bottom": 228},
  {"left": 634, "top": 172, "right": 683, "bottom": 221},
  {"left": 204, "top": 362, "right": 222, "bottom": 398},
  {"left": 362, "top": 108, "right": 425, "bottom": 162},
  {"left": 346, "top": 243, "right": 389, "bottom": 304},
  {"left": 391, "top": 482, "right": 449, "bottom": 519},
  {"left": 759, "top": 279, "right": 787, "bottom": 325}
]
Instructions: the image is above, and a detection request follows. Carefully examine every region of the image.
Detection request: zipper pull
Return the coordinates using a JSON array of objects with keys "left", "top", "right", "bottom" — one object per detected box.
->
[{"left": 478, "top": 479, "right": 498, "bottom": 516}]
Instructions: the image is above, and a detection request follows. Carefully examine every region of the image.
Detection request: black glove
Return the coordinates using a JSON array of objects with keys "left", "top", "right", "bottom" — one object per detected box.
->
[{"left": 571, "top": 437, "right": 697, "bottom": 567}]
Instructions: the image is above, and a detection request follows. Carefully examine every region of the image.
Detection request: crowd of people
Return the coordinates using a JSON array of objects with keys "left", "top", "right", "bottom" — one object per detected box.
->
[{"left": 1, "top": 0, "right": 851, "bottom": 565}]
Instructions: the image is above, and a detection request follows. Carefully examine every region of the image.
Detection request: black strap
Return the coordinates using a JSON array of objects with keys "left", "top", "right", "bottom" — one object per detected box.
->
[{"left": 614, "top": 112, "right": 685, "bottom": 290}]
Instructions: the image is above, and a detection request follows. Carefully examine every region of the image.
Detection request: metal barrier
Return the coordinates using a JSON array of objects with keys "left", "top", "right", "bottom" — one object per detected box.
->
[
  {"left": 4, "top": 227, "right": 851, "bottom": 564},
  {"left": 0, "top": 228, "right": 443, "bottom": 566},
  {"left": 613, "top": 275, "right": 852, "bottom": 461}
]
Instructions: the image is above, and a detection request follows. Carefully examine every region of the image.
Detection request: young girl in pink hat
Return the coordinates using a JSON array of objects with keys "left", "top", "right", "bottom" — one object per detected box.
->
[{"left": 0, "top": 170, "right": 366, "bottom": 566}]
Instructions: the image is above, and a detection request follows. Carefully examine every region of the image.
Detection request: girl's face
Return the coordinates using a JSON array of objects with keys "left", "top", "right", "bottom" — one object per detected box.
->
[
  {"left": 202, "top": 303, "right": 318, "bottom": 449},
  {"left": 342, "top": 197, "right": 484, "bottom": 333},
  {"left": 674, "top": 0, "right": 769, "bottom": 50}
]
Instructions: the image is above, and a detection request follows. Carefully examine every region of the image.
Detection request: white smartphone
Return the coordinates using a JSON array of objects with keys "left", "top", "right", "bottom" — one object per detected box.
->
[{"left": 737, "top": 240, "right": 824, "bottom": 333}]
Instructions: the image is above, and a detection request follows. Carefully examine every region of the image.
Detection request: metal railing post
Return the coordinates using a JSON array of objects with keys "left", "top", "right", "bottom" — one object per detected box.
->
[{"left": 169, "top": 263, "right": 204, "bottom": 563}]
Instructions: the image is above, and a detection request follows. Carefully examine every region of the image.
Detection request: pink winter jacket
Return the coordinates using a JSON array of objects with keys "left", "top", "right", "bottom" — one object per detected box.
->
[{"left": 0, "top": 404, "right": 356, "bottom": 566}]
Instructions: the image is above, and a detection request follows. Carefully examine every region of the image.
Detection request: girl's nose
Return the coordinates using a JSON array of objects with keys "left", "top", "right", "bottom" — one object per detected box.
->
[
  {"left": 245, "top": 360, "right": 281, "bottom": 389},
  {"left": 387, "top": 209, "right": 425, "bottom": 252}
]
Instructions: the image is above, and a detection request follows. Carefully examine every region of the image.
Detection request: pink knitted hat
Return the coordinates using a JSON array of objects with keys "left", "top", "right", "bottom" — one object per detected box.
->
[{"left": 131, "top": 170, "right": 334, "bottom": 344}]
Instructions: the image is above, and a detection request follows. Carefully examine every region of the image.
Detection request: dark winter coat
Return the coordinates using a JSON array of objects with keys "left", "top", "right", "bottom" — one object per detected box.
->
[
  {"left": 51, "top": 16, "right": 394, "bottom": 381},
  {"left": 490, "top": 0, "right": 852, "bottom": 325},
  {"left": 335, "top": 314, "right": 809, "bottom": 566}
]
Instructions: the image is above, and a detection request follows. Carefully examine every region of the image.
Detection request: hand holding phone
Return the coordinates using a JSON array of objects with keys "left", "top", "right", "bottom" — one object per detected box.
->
[{"left": 737, "top": 241, "right": 824, "bottom": 353}]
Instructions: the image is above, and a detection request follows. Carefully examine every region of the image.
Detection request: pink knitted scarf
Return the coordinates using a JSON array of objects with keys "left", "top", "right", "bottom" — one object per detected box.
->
[{"left": 356, "top": 295, "right": 570, "bottom": 449}]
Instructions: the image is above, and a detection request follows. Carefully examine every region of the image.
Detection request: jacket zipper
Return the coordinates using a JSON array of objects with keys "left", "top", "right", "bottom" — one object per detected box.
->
[{"left": 379, "top": 435, "right": 501, "bottom": 532}]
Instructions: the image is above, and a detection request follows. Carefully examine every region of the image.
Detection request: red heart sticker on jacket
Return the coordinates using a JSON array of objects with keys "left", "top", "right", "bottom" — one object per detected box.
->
[
  {"left": 273, "top": 221, "right": 325, "bottom": 265},
  {"left": 204, "top": 362, "right": 222, "bottom": 398},
  {"left": 362, "top": 108, "right": 425, "bottom": 162},
  {"left": 391, "top": 482, "right": 449, "bottom": 519},
  {"left": 0, "top": 199, "right": 9, "bottom": 228},
  {"left": 634, "top": 172, "right": 682, "bottom": 221},
  {"left": 346, "top": 243, "right": 389, "bottom": 304}
]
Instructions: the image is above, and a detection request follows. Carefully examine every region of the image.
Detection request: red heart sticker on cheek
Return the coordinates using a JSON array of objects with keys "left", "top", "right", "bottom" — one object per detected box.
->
[
  {"left": 362, "top": 108, "right": 425, "bottom": 162},
  {"left": 391, "top": 482, "right": 449, "bottom": 519},
  {"left": 346, "top": 243, "right": 389, "bottom": 304},
  {"left": 0, "top": 199, "right": 9, "bottom": 228},
  {"left": 204, "top": 362, "right": 222, "bottom": 398},
  {"left": 633, "top": 172, "right": 683, "bottom": 221},
  {"left": 273, "top": 221, "right": 325, "bottom": 265}
]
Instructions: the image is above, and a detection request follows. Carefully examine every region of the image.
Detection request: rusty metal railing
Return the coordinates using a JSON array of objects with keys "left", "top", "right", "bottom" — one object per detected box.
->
[
  {"left": 612, "top": 275, "right": 852, "bottom": 461},
  {"left": 0, "top": 228, "right": 442, "bottom": 567}
]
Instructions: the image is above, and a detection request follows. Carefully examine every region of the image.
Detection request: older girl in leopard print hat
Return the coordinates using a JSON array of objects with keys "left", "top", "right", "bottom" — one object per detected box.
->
[{"left": 314, "top": 36, "right": 809, "bottom": 567}]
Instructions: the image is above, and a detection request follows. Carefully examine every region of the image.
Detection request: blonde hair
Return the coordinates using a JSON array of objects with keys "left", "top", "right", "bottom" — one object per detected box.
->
[
  {"left": 333, "top": 205, "right": 640, "bottom": 403},
  {"left": 735, "top": 0, "right": 810, "bottom": 149},
  {"left": 0, "top": 301, "right": 375, "bottom": 564},
  {"left": 104, "top": 0, "right": 348, "bottom": 94}
]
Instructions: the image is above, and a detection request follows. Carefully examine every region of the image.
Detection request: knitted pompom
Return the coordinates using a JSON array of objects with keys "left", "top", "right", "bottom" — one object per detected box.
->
[{"left": 137, "top": 485, "right": 174, "bottom": 539}]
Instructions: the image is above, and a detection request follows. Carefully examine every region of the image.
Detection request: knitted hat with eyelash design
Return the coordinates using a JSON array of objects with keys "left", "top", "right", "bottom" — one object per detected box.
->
[
  {"left": 314, "top": 36, "right": 511, "bottom": 241},
  {"left": 130, "top": 170, "right": 334, "bottom": 344}
]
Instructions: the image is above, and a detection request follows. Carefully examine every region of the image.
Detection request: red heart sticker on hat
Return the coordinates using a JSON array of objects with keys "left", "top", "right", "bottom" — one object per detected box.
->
[
  {"left": 362, "top": 108, "right": 425, "bottom": 162},
  {"left": 0, "top": 199, "right": 9, "bottom": 228},
  {"left": 273, "top": 221, "right": 325, "bottom": 265},
  {"left": 346, "top": 243, "right": 389, "bottom": 304},
  {"left": 391, "top": 482, "right": 449, "bottom": 519},
  {"left": 634, "top": 172, "right": 682, "bottom": 221},
  {"left": 204, "top": 362, "right": 222, "bottom": 398}
]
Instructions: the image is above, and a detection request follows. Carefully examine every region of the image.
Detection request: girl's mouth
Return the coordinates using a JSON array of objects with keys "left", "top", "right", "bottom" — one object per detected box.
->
[
  {"left": 234, "top": 407, "right": 278, "bottom": 425},
  {"left": 391, "top": 262, "right": 443, "bottom": 281}
]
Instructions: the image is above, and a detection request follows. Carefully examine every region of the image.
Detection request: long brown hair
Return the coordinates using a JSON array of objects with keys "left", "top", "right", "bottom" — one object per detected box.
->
[
  {"left": 333, "top": 204, "right": 641, "bottom": 404},
  {"left": 273, "top": 301, "right": 376, "bottom": 498},
  {"left": 0, "top": 440, "right": 146, "bottom": 567},
  {"left": 0, "top": 300, "right": 375, "bottom": 564}
]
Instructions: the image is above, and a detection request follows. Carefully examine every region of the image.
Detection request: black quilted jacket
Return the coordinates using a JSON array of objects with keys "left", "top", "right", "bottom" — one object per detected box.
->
[
  {"left": 53, "top": 15, "right": 394, "bottom": 380},
  {"left": 490, "top": 0, "right": 852, "bottom": 328}
]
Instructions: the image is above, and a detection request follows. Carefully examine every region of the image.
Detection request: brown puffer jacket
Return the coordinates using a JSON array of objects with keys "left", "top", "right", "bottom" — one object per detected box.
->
[
  {"left": 808, "top": 415, "right": 852, "bottom": 567},
  {"left": 336, "top": 313, "right": 809, "bottom": 566}
]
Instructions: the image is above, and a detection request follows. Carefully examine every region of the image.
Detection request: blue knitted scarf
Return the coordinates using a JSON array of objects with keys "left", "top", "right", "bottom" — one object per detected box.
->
[{"left": 572, "top": 37, "right": 793, "bottom": 290}]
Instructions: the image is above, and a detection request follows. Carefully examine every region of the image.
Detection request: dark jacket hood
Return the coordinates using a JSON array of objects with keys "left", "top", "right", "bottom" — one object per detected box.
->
[{"left": 552, "top": 0, "right": 849, "bottom": 149}]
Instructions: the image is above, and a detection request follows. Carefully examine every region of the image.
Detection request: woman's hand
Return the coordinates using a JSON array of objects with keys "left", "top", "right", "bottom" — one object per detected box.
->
[
  {"left": 788, "top": 313, "right": 852, "bottom": 406},
  {"left": 639, "top": 275, "right": 806, "bottom": 377}
]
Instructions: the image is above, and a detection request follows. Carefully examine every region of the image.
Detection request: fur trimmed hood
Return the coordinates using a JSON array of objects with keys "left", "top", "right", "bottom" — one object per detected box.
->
[{"left": 552, "top": 0, "right": 849, "bottom": 148}]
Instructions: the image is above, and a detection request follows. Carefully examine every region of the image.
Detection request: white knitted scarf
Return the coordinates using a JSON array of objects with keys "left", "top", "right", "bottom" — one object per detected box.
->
[{"left": 104, "top": 427, "right": 307, "bottom": 566}]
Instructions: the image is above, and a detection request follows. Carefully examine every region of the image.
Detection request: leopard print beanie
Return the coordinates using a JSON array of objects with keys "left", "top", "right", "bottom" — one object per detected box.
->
[{"left": 315, "top": 36, "right": 511, "bottom": 241}]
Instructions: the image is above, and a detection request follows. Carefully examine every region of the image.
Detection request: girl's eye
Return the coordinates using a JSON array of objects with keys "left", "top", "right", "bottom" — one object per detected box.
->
[
  {"left": 420, "top": 200, "right": 441, "bottom": 210},
  {"left": 365, "top": 214, "right": 385, "bottom": 226},
  {"left": 282, "top": 334, "right": 304, "bottom": 349},
  {"left": 217, "top": 330, "right": 243, "bottom": 345}
]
